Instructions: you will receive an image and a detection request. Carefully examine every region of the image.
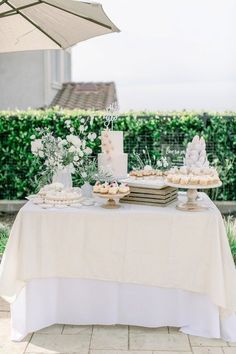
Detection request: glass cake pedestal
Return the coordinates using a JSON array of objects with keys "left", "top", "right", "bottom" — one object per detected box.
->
[{"left": 165, "top": 181, "right": 222, "bottom": 211}]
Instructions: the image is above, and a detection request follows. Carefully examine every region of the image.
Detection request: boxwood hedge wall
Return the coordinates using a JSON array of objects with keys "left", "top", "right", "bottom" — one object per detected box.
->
[{"left": 0, "top": 109, "right": 235, "bottom": 201}]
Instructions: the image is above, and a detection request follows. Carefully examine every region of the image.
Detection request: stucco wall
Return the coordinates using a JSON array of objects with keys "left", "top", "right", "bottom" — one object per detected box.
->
[
  {"left": 0, "top": 50, "right": 72, "bottom": 110},
  {"left": 0, "top": 51, "right": 45, "bottom": 110}
]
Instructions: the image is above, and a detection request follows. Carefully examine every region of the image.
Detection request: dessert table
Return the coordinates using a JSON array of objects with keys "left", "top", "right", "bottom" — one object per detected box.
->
[{"left": 0, "top": 193, "right": 236, "bottom": 341}]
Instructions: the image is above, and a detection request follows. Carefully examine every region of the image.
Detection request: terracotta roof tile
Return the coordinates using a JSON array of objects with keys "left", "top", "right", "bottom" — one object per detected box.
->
[{"left": 50, "top": 82, "right": 118, "bottom": 110}]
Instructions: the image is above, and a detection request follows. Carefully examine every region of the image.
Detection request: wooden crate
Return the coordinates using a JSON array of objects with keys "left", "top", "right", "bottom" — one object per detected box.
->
[{"left": 120, "top": 186, "right": 177, "bottom": 207}]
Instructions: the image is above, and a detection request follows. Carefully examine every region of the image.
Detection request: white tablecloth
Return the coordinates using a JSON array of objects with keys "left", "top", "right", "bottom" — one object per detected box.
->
[{"left": 0, "top": 193, "right": 236, "bottom": 341}]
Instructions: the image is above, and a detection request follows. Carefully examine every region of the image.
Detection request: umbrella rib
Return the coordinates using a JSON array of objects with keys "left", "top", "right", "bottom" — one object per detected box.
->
[
  {"left": 41, "top": 0, "right": 113, "bottom": 30},
  {"left": 6, "top": 0, "right": 62, "bottom": 48},
  {"left": 0, "top": 2, "right": 42, "bottom": 18}
]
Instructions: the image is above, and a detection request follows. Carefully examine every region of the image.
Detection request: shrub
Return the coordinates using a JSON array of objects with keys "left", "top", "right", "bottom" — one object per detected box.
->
[
  {"left": 0, "top": 223, "right": 9, "bottom": 255},
  {"left": 224, "top": 217, "right": 236, "bottom": 264},
  {"left": 0, "top": 109, "right": 235, "bottom": 200}
]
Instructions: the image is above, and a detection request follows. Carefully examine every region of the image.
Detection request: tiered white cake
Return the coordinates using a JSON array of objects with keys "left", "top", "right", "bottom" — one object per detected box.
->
[{"left": 98, "top": 130, "right": 128, "bottom": 179}]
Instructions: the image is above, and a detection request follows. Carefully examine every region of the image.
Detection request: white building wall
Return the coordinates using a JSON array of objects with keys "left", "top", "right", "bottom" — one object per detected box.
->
[
  {"left": 0, "top": 51, "right": 44, "bottom": 110},
  {"left": 0, "top": 50, "right": 71, "bottom": 110}
]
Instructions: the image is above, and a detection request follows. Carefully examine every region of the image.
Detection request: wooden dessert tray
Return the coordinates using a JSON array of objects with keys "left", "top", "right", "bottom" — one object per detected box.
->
[{"left": 120, "top": 177, "right": 166, "bottom": 190}]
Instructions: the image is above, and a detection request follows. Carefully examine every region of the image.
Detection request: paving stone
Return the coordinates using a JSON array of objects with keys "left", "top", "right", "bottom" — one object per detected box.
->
[
  {"left": 0, "top": 311, "right": 10, "bottom": 319},
  {"left": 0, "top": 334, "right": 31, "bottom": 354},
  {"left": 129, "top": 326, "right": 169, "bottom": 333},
  {"left": 189, "top": 336, "right": 228, "bottom": 347},
  {"left": 63, "top": 325, "right": 92, "bottom": 335},
  {"left": 129, "top": 326, "right": 170, "bottom": 335},
  {"left": 153, "top": 352, "right": 192, "bottom": 354},
  {"left": 129, "top": 327, "right": 190, "bottom": 351},
  {"left": 26, "top": 333, "right": 91, "bottom": 353},
  {"left": 223, "top": 349, "right": 236, "bottom": 354},
  {"left": 27, "top": 352, "right": 88, "bottom": 354},
  {"left": 0, "top": 316, "right": 11, "bottom": 337},
  {"left": 192, "top": 347, "right": 224, "bottom": 354},
  {"left": 0, "top": 297, "right": 10, "bottom": 312},
  {"left": 36, "top": 324, "right": 63, "bottom": 334},
  {"left": 90, "top": 325, "right": 128, "bottom": 350},
  {"left": 168, "top": 326, "right": 181, "bottom": 334},
  {"left": 90, "top": 351, "right": 151, "bottom": 354},
  {"left": 228, "top": 342, "right": 236, "bottom": 347}
]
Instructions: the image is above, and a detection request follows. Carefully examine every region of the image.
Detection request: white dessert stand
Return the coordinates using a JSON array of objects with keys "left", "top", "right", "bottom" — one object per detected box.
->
[
  {"left": 165, "top": 181, "right": 222, "bottom": 211},
  {"left": 93, "top": 192, "right": 130, "bottom": 209}
]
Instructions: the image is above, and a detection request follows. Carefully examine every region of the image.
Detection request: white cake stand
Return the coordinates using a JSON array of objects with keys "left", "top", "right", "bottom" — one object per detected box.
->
[
  {"left": 93, "top": 192, "right": 130, "bottom": 209},
  {"left": 165, "top": 181, "right": 222, "bottom": 211}
]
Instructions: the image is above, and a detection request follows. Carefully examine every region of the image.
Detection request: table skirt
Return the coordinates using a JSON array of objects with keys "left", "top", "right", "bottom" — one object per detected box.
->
[{"left": 11, "top": 278, "right": 236, "bottom": 342}]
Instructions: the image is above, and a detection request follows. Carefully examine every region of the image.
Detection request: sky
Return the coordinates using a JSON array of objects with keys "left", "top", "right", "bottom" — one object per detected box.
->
[{"left": 72, "top": 0, "right": 236, "bottom": 112}]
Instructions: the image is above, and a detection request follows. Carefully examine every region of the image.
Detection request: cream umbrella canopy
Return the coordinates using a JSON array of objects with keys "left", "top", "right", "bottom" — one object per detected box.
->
[{"left": 0, "top": 0, "right": 120, "bottom": 52}]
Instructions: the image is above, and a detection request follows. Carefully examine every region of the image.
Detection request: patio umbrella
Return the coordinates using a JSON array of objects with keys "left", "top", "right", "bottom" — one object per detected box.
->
[{"left": 0, "top": 0, "right": 120, "bottom": 52}]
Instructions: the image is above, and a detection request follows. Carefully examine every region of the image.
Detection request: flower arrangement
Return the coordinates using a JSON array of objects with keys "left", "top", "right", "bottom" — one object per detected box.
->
[{"left": 31, "top": 118, "right": 97, "bottom": 185}]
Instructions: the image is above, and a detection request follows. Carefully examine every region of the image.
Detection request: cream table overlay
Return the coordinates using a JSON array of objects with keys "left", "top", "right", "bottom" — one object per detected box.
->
[{"left": 0, "top": 193, "right": 236, "bottom": 340}]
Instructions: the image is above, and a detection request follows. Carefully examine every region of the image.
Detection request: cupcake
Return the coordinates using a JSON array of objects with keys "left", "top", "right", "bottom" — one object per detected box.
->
[
  {"left": 180, "top": 166, "right": 188, "bottom": 175},
  {"left": 143, "top": 169, "right": 152, "bottom": 177},
  {"left": 100, "top": 183, "right": 109, "bottom": 194},
  {"left": 191, "top": 176, "right": 200, "bottom": 185},
  {"left": 166, "top": 174, "right": 173, "bottom": 182},
  {"left": 130, "top": 170, "right": 138, "bottom": 177},
  {"left": 172, "top": 174, "right": 181, "bottom": 184},
  {"left": 136, "top": 170, "right": 144, "bottom": 177},
  {"left": 199, "top": 176, "right": 208, "bottom": 186},
  {"left": 119, "top": 183, "right": 130, "bottom": 194},
  {"left": 168, "top": 167, "right": 178, "bottom": 175},
  {"left": 93, "top": 181, "right": 101, "bottom": 193},
  {"left": 155, "top": 170, "right": 163, "bottom": 176},
  {"left": 180, "top": 176, "right": 189, "bottom": 185},
  {"left": 109, "top": 182, "right": 119, "bottom": 195}
]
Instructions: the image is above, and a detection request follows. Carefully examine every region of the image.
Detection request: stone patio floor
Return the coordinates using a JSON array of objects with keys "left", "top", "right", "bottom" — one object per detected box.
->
[{"left": 1, "top": 298, "right": 236, "bottom": 354}]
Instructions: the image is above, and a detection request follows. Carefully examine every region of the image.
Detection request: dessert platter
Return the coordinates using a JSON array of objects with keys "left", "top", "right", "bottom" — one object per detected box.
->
[
  {"left": 122, "top": 166, "right": 166, "bottom": 189},
  {"left": 165, "top": 136, "right": 222, "bottom": 211},
  {"left": 130, "top": 167, "right": 166, "bottom": 178},
  {"left": 93, "top": 181, "right": 130, "bottom": 209},
  {"left": 27, "top": 183, "right": 84, "bottom": 208}
]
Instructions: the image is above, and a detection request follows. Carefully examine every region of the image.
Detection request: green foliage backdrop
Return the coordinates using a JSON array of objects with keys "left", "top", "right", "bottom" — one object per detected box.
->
[{"left": 0, "top": 109, "right": 235, "bottom": 200}]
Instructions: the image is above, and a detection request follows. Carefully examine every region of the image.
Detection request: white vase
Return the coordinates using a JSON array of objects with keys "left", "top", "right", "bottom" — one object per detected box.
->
[
  {"left": 81, "top": 182, "right": 93, "bottom": 198},
  {"left": 52, "top": 165, "right": 73, "bottom": 189}
]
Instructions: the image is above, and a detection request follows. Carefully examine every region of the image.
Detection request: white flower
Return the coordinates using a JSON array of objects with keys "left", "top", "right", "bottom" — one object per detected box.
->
[
  {"left": 66, "top": 135, "right": 81, "bottom": 147},
  {"left": 79, "top": 125, "right": 85, "bottom": 133},
  {"left": 65, "top": 120, "right": 71, "bottom": 126},
  {"left": 31, "top": 139, "right": 43, "bottom": 155},
  {"left": 156, "top": 160, "right": 162, "bottom": 168},
  {"left": 82, "top": 140, "right": 86, "bottom": 149},
  {"left": 84, "top": 147, "right": 92, "bottom": 154},
  {"left": 163, "top": 161, "right": 169, "bottom": 168},
  {"left": 30, "top": 135, "right": 36, "bottom": 140},
  {"left": 81, "top": 172, "right": 87, "bottom": 178},
  {"left": 38, "top": 150, "right": 44, "bottom": 158},
  {"left": 69, "top": 146, "right": 76, "bottom": 153},
  {"left": 70, "top": 127, "right": 74, "bottom": 133},
  {"left": 88, "top": 133, "right": 97, "bottom": 141},
  {"left": 80, "top": 118, "right": 85, "bottom": 123},
  {"left": 79, "top": 150, "right": 84, "bottom": 157},
  {"left": 58, "top": 139, "right": 67, "bottom": 148},
  {"left": 73, "top": 155, "right": 79, "bottom": 162}
]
